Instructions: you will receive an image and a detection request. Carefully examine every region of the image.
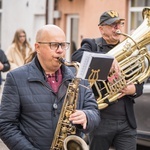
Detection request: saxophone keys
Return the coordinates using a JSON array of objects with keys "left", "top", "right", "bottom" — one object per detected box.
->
[{"left": 61, "top": 126, "right": 67, "bottom": 133}]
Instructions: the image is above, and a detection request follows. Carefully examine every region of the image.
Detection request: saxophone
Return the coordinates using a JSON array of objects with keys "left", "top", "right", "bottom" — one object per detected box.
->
[
  {"left": 92, "top": 7, "right": 150, "bottom": 110},
  {"left": 50, "top": 58, "right": 88, "bottom": 150}
]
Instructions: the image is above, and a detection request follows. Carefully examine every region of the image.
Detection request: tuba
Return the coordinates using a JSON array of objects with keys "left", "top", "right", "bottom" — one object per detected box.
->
[
  {"left": 93, "top": 7, "right": 150, "bottom": 110},
  {"left": 50, "top": 58, "right": 88, "bottom": 150}
]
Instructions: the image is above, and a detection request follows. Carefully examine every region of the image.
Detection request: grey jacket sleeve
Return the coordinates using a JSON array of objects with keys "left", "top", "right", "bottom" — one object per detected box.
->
[{"left": 76, "top": 79, "right": 100, "bottom": 133}]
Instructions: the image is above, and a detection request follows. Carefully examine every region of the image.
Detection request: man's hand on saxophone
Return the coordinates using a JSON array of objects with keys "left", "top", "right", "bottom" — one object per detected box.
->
[{"left": 69, "top": 110, "right": 87, "bottom": 129}]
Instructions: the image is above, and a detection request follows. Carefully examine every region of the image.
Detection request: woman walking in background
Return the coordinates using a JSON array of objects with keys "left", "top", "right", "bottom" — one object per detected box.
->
[{"left": 6, "top": 28, "right": 33, "bottom": 70}]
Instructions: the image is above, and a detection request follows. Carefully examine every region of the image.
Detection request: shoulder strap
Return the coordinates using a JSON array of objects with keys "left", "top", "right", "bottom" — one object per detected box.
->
[
  {"left": 81, "top": 38, "right": 97, "bottom": 52},
  {"left": 94, "top": 38, "right": 102, "bottom": 52}
]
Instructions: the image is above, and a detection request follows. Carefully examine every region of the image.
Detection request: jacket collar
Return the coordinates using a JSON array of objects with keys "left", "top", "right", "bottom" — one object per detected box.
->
[
  {"left": 27, "top": 56, "right": 75, "bottom": 83},
  {"left": 96, "top": 37, "right": 119, "bottom": 53}
]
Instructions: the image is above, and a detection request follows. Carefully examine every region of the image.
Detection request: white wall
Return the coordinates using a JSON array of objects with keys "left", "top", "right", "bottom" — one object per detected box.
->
[{"left": 1, "top": 0, "right": 46, "bottom": 51}]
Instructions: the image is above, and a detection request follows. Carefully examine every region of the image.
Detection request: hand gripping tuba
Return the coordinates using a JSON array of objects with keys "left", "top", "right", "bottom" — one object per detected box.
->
[
  {"left": 94, "top": 7, "right": 150, "bottom": 110},
  {"left": 50, "top": 58, "right": 88, "bottom": 150}
]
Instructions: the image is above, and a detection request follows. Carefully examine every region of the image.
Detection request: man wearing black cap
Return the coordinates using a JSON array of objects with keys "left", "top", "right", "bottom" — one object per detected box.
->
[{"left": 72, "top": 10, "right": 143, "bottom": 150}]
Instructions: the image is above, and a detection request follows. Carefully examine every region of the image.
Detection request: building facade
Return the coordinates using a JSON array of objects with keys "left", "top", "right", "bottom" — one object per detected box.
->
[{"left": 0, "top": 0, "right": 149, "bottom": 61}]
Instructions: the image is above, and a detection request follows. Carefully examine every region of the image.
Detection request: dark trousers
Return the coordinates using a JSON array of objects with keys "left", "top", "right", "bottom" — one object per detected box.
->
[{"left": 89, "top": 119, "right": 137, "bottom": 150}]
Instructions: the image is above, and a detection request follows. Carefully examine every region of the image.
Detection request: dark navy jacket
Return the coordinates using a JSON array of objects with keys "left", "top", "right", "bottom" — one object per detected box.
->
[{"left": 0, "top": 57, "right": 100, "bottom": 150}]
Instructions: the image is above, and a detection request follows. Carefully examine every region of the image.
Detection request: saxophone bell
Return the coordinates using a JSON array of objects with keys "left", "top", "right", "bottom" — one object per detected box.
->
[{"left": 63, "top": 135, "right": 89, "bottom": 150}]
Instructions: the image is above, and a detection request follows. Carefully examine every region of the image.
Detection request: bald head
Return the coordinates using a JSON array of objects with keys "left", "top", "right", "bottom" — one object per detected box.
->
[
  {"left": 34, "top": 24, "right": 67, "bottom": 74},
  {"left": 36, "top": 24, "right": 66, "bottom": 42}
]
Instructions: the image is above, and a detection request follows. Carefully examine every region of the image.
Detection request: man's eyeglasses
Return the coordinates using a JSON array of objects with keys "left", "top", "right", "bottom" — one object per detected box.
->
[
  {"left": 38, "top": 42, "right": 70, "bottom": 51},
  {"left": 102, "top": 22, "right": 124, "bottom": 28}
]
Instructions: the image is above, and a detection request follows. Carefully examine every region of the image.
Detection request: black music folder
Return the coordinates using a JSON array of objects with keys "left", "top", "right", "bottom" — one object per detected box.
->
[{"left": 76, "top": 51, "right": 114, "bottom": 81}]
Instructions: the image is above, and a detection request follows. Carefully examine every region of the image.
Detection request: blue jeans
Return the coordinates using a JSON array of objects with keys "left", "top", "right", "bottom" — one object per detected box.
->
[{"left": 89, "top": 119, "right": 137, "bottom": 150}]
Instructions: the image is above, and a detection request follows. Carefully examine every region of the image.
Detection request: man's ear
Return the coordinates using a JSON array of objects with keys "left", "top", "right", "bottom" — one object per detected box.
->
[
  {"left": 35, "top": 43, "right": 40, "bottom": 53},
  {"left": 99, "top": 26, "right": 103, "bottom": 33}
]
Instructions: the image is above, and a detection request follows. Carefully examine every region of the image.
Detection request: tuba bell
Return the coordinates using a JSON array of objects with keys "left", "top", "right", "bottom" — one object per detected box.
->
[{"left": 93, "top": 7, "right": 150, "bottom": 110}]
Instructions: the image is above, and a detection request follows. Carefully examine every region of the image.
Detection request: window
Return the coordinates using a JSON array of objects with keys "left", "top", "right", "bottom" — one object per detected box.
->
[
  {"left": 129, "top": 0, "right": 150, "bottom": 51},
  {"left": 131, "top": 0, "right": 150, "bottom": 7},
  {"left": 128, "top": 0, "right": 149, "bottom": 33},
  {"left": 129, "top": 0, "right": 150, "bottom": 86},
  {"left": 66, "top": 15, "right": 79, "bottom": 61}
]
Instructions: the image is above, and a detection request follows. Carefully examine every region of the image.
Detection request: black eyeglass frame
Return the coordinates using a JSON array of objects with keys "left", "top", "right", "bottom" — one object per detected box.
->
[
  {"left": 101, "top": 21, "right": 125, "bottom": 28},
  {"left": 38, "top": 42, "right": 70, "bottom": 50}
]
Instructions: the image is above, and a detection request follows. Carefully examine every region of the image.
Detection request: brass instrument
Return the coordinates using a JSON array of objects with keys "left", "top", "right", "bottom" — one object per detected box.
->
[
  {"left": 93, "top": 7, "right": 150, "bottom": 110},
  {"left": 50, "top": 58, "right": 88, "bottom": 150}
]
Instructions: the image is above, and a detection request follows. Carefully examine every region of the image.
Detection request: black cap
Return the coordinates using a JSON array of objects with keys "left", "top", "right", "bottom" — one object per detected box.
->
[{"left": 98, "top": 10, "right": 125, "bottom": 26}]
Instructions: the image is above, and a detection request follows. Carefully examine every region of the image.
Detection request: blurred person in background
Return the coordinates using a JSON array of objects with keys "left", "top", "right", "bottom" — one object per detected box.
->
[
  {"left": 0, "top": 49, "right": 10, "bottom": 89},
  {"left": 25, "top": 51, "right": 37, "bottom": 64},
  {"left": 6, "top": 28, "right": 33, "bottom": 70}
]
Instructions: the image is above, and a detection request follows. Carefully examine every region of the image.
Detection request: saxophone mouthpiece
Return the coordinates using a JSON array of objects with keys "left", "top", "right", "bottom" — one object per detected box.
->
[{"left": 58, "top": 57, "right": 65, "bottom": 64}]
